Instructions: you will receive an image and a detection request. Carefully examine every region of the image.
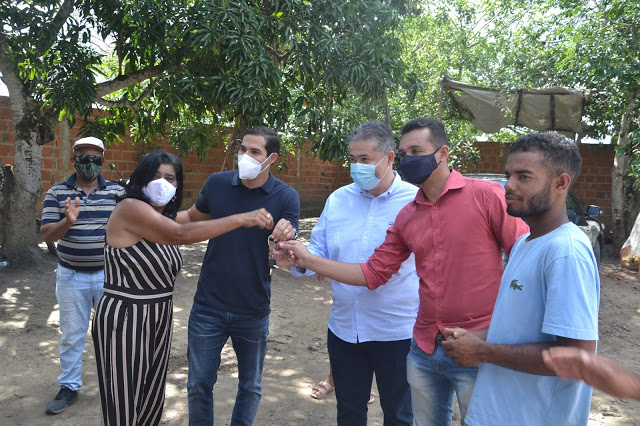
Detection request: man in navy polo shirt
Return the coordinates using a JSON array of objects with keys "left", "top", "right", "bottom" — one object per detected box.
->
[
  {"left": 41, "top": 137, "right": 124, "bottom": 415},
  {"left": 178, "top": 126, "right": 300, "bottom": 425}
]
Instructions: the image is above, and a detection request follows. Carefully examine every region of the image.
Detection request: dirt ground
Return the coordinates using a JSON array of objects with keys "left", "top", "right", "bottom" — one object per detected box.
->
[{"left": 1, "top": 218, "right": 640, "bottom": 425}]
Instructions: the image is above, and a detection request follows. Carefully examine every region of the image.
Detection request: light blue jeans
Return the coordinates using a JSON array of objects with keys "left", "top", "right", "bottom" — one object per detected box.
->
[
  {"left": 187, "top": 301, "right": 269, "bottom": 426},
  {"left": 406, "top": 339, "right": 478, "bottom": 426},
  {"left": 55, "top": 264, "right": 104, "bottom": 391}
]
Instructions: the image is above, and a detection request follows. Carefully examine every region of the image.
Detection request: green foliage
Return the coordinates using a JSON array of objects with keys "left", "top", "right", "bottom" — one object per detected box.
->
[
  {"left": 1, "top": 0, "right": 412, "bottom": 159},
  {"left": 309, "top": 0, "right": 519, "bottom": 163},
  {"left": 487, "top": 0, "right": 640, "bottom": 182},
  {"left": 627, "top": 132, "right": 640, "bottom": 190}
]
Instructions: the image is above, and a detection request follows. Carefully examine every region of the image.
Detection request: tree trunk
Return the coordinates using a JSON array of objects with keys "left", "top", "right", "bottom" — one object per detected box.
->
[
  {"left": 0, "top": 80, "right": 44, "bottom": 265},
  {"left": 383, "top": 88, "right": 391, "bottom": 127},
  {"left": 611, "top": 91, "right": 639, "bottom": 248},
  {"left": 221, "top": 124, "right": 240, "bottom": 172}
]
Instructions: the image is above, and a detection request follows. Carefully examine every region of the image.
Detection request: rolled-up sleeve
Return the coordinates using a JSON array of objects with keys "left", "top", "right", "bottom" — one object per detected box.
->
[{"left": 361, "top": 224, "right": 411, "bottom": 290}]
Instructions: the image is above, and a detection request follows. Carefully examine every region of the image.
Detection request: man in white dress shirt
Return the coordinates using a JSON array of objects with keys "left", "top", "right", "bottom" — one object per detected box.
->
[{"left": 286, "top": 121, "right": 419, "bottom": 425}]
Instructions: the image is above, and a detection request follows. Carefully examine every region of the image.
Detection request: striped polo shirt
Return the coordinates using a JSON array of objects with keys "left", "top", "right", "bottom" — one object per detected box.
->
[{"left": 41, "top": 174, "right": 125, "bottom": 272}]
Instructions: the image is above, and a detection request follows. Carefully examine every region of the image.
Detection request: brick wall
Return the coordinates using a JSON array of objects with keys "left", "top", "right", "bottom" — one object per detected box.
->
[
  {"left": 467, "top": 141, "right": 615, "bottom": 228},
  {"left": 0, "top": 97, "right": 351, "bottom": 217},
  {"left": 0, "top": 97, "right": 616, "bottom": 226}
]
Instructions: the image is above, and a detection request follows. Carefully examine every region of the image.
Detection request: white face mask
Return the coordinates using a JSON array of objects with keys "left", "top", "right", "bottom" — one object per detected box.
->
[
  {"left": 142, "top": 178, "right": 177, "bottom": 207},
  {"left": 238, "top": 154, "right": 272, "bottom": 180}
]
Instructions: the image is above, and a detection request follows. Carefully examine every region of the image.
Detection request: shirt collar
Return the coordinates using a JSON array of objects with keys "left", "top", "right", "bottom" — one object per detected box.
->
[
  {"left": 414, "top": 169, "right": 465, "bottom": 205},
  {"left": 66, "top": 173, "right": 107, "bottom": 189},
  {"left": 231, "top": 170, "right": 276, "bottom": 193}
]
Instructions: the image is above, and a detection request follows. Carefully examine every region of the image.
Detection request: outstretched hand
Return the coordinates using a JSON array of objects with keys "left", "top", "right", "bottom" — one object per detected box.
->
[
  {"left": 241, "top": 208, "right": 274, "bottom": 229},
  {"left": 273, "top": 242, "right": 295, "bottom": 268},
  {"left": 277, "top": 240, "right": 312, "bottom": 269}
]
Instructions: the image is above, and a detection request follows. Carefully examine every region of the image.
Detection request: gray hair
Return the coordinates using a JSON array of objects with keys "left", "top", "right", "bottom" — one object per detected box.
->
[{"left": 348, "top": 121, "right": 396, "bottom": 154}]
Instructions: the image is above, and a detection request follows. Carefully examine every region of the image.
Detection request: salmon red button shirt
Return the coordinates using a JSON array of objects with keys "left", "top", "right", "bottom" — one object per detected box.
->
[{"left": 360, "top": 170, "right": 529, "bottom": 354}]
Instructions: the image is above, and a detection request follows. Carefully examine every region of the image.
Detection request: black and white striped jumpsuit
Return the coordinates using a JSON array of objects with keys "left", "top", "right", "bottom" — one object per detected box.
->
[{"left": 92, "top": 239, "right": 182, "bottom": 426}]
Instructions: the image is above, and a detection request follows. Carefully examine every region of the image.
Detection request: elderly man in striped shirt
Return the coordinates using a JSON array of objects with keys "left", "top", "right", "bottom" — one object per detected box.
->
[{"left": 40, "top": 137, "right": 124, "bottom": 415}]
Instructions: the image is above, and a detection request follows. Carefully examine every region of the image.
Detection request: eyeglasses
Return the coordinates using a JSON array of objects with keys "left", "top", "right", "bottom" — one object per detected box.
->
[{"left": 74, "top": 155, "right": 104, "bottom": 166}]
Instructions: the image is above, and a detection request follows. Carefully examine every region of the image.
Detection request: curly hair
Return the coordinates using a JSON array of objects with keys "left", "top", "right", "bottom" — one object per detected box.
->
[
  {"left": 120, "top": 150, "right": 184, "bottom": 219},
  {"left": 510, "top": 132, "right": 582, "bottom": 182}
]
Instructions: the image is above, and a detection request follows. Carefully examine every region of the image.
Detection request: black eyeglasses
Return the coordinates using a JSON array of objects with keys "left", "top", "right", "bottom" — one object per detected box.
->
[{"left": 74, "top": 155, "right": 104, "bottom": 166}]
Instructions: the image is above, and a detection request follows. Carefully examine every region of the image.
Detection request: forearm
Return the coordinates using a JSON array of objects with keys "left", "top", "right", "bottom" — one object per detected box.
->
[
  {"left": 297, "top": 255, "right": 367, "bottom": 286},
  {"left": 478, "top": 342, "right": 556, "bottom": 375},
  {"left": 584, "top": 356, "right": 640, "bottom": 400},
  {"left": 176, "top": 215, "right": 245, "bottom": 245},
  {"left": 480, "top": 338, "right": 596, "bottom": 376},
  {"left": 176, "top": 210, "right": 192, "bottom": 224},
  {"left": 40, "top": 220, "right": 73, "bottom": 242}
]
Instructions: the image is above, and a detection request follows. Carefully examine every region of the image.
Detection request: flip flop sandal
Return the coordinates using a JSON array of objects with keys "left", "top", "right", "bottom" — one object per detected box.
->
[{"left": 310, "top": 380, "right": 334, "bottom": 399}]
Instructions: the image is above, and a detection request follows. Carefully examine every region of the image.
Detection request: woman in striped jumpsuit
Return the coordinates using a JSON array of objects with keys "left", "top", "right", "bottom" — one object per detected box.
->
[{"left": 92, "top": 150, "right": 275, "bottom": 425}]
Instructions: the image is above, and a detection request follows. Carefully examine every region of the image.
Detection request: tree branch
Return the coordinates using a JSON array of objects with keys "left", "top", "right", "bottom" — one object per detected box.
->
[
  {"left": 96, "top": 77, "right": 159, "bottom": 110},
  {"left": 0, "top": 31, "right": 29, "bottom": 117},
  {"left": 48, "top": 0, "right": 76, "bottom": 41},
  {"left": 35, "top": 0, "right": 76, "bottom": 57},
  {"left": 95, "top": 65, "right": 170, "bottom": 98}
]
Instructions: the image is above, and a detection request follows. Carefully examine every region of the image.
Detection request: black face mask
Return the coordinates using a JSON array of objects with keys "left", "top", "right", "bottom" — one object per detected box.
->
[{"left": 398, "top": 149, "right": 440, "bottom": 185}]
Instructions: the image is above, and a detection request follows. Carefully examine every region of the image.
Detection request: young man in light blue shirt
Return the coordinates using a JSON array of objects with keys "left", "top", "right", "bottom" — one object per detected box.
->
[
  {"left": 287, "top": 121, "right": 419, "bottom": 425},
  {"left": 442, "top": 132, "right": 600, "bottom": 425}
]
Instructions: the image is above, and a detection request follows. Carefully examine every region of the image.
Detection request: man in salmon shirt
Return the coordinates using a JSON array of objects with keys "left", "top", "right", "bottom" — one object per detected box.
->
[{"left": 278, "top": 117, "right": 529, "bottom": 425}]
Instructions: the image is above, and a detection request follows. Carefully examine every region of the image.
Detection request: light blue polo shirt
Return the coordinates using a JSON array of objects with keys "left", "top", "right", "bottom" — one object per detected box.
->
[{"left": 465, "top": 222, "right": 600, "bottom": 426}]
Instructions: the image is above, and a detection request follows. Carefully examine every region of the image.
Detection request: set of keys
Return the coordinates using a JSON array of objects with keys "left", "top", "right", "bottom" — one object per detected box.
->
[{"left": 268, "top": 236, "right": 280, "bottom": 274}]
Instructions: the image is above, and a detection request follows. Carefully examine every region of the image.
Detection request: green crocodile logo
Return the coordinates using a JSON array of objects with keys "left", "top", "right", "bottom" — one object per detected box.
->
[{"left": 510, "top": 279, "right": 523, "bottom": 291}]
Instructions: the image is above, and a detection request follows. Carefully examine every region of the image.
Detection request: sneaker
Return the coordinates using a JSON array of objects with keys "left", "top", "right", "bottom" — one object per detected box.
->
[{"left": 45, "top": 387, "right": 78, "bottom": 415}]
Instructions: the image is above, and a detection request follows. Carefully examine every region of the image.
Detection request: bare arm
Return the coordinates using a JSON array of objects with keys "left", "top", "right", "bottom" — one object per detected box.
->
[
  {"left": 176, "top": 204, "right": 210, "bottom": 224},
  {"left": 277, "top": 240, "right": 367, "bottom": 286},
  {"left": 441, "top": 327, "right": 596, "bottom": 376},
  {"left": 40, "top": 197, "right": 80, "bottom": 242},
  {"left": 109, "top": 199, "right": 273, "bottom": 247},
  {"left": 542, "top": 347, "right": 640, "bottom": 400}
]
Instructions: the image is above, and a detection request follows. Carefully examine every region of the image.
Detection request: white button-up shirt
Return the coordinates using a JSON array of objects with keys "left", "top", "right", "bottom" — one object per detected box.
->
[{"left": 293, "top": 172, "right": 419, "bottom": 343}]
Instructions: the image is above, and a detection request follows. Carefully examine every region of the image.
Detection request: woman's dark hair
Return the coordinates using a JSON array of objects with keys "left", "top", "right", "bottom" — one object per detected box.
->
[{"left": 120, "top": 150, "right": 184, "bottom": 219}]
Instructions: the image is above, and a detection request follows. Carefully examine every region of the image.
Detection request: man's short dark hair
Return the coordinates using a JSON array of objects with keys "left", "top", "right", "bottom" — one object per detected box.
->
[
  {"left": 510, "top": 132, "right": 582, "bottom": 182},
  {"left": 400, "top": 117, "right": 449, "bottom": 148},
  {"left": 348, "top": 120, "right": 396, "bottom": 154},
  {"left": 241, "top": 126, "right": 281, "bottom": 156},
  {"left": 121, "top": 150, "right": 184, "bottom": 220}
]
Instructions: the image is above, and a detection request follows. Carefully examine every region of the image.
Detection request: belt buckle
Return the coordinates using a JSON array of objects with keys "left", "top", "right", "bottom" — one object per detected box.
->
[{"left": 435, "top": 331, "right": 444, "bottom": 345}]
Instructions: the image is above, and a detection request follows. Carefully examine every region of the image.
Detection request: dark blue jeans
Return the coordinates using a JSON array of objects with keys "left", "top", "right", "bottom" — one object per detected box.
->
[
  {"left": 327, "top": 329, "right": 413, "bottom": 426},
  {"left": 187, "top": 301, "right": 269, "bottom": 426}
]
